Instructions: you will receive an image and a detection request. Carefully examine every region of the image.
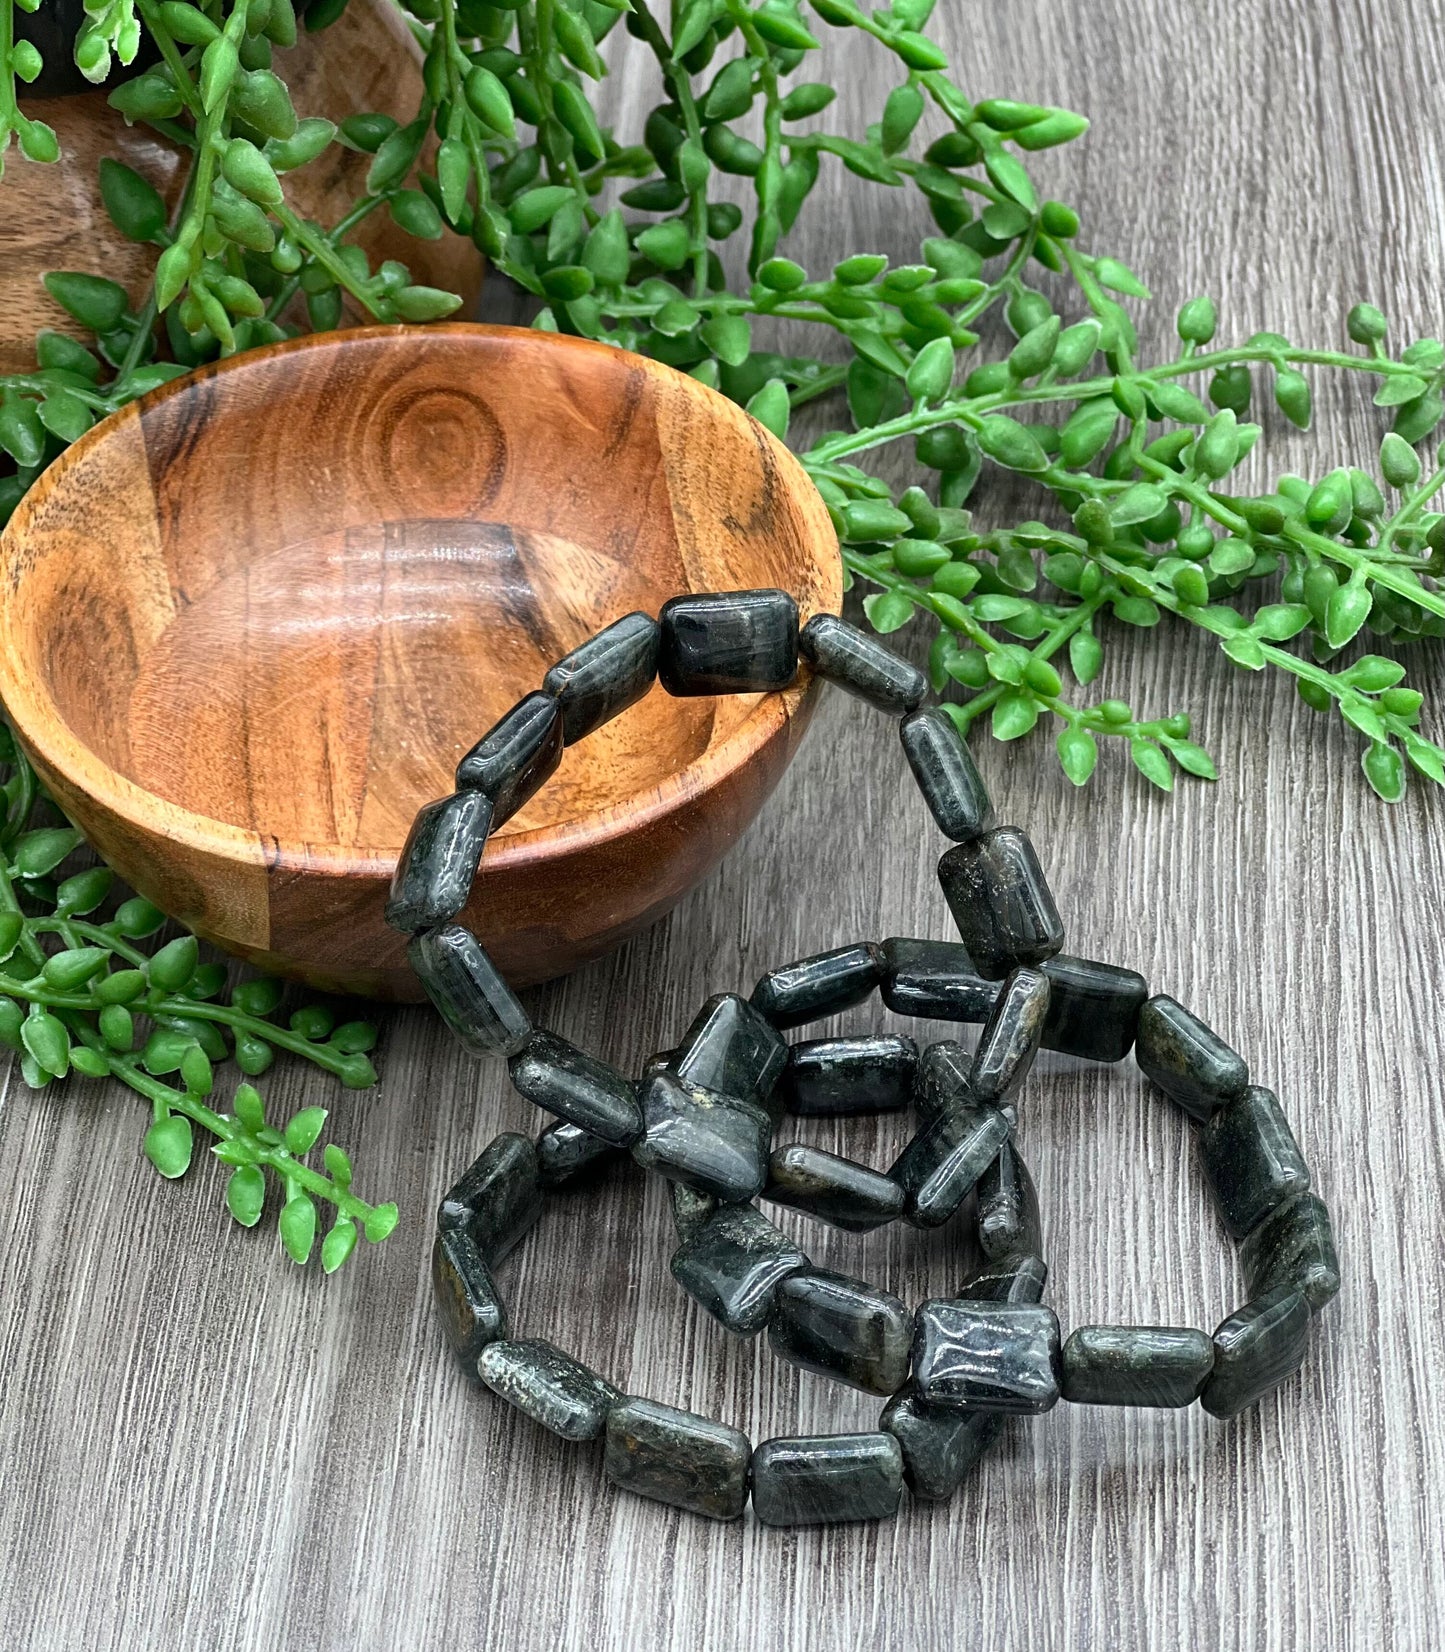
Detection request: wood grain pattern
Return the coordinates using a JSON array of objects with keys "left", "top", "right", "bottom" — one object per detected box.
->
[{"left": 3, "top": 0, "right": 1444, "bottom": 1645}]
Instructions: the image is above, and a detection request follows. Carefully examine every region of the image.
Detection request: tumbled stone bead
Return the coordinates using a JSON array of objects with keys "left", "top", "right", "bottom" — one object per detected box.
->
[
  {"left": 900, "top": 706, "right": 995, "bottom": 842},
  {"left": 937, "top": 827, "right": 1065, "bottom": 979},
  {"left": 410, "top": 925, "right": 531, "bottom": 1060},
  {"left": 632, "top": 1070, "right": 770, "bottom": 1203},
  {"left": 1039, "top": 954, "right": 1148, "bottom": 1062},
  {"left": 768, "top": 1269, "right": 912, "bottom": 1396},
  {"left": 508, "top": 1030, "right": 643, "bottom": 1148},
  {"left": 782, "top": 1034, "right": 917, "bottom": 1116},
  {"left": 959, "top": 1250, "right": 1048, "bottom": 1304},
  {"left": 670, "top": 1182, "right": 719, "bottom": 1246},
  {"left": 752, "top": 1432, "right": 903, "bottom": 1527},
  {"left": 476, "top": 1338, "right": 621, "bottom": 1441},
  {"left": 1135, "top": 994, "right": 1248, "bottom": 1122},
  {"left": 432, "top": 1228, "right": 507, "bottom": 1371},
  {"left": 385, "top": 789, "right": 491, "bottom": 935},
  {"left": 454, "top": 691, "right": 563, "bottom": 824},
  {"left": 535, "top": 1119, "right": 618, "bottom": 1189},
  {"left": 881, "top": 1388, "right": 1000, "bottom": 1502},
  {"left": 670, "top": 1203, "right": 809, "bottom": 1336},
  {"left": 763, "top": 1143, "right": 905, "bottom": 1233},
  {"left": 436, "top": 1131, "right": 542, "bottom": 1266},
  {"left": 889, "top": 1102, "right": 1011, "bottom": 1229},
  {"left": 750, "top": 942, "right": 882, "bottom": 1030},
  {"left": 1239, "top": 1191, "right": 1340, "bottom": 1312},
  {"left": 881, "top": 937, "right": 998, "bottom": 1024},
  {"left": 1199, "top": 1285, "right": 1310, "bottom": 1418},
  {"left": 969, "top": 966, "right": 1050, "bottom": 1106},
  {"left": 912, "top": 1299, "right": 1061, "bottom": 1413},
  {"left": 1201, "top": 1085, "right": 1311, "bottom": 1240},
  {"left": 798, "top": 612, "right": 927, "bottom": 714},
  {"left": 672, "top": 993, "right": 788, "bottom": 1111},
  {"left": 542, "top": 611, "right": 660, "bottom": 744},
  {"left": 976, "top": 1139, "right": 1041, "bottom": 1261},
  {"left": 605, "top": 1397, "right": 751, "bottom": 1521},
  {"left": 913, "top": 1040, "right": 974, "bottom": 1122},
  {"left": 1061, "top": 1326, "right": 1215, "bottom": 1408},
  {"left": 657, "top": 588, "right": 799, "bottom": 696}
]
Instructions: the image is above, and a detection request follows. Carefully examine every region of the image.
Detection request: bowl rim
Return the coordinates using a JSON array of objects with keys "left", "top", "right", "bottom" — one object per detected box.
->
[{"left": 0, "top": 322, "right": 841, "bottom": 880}]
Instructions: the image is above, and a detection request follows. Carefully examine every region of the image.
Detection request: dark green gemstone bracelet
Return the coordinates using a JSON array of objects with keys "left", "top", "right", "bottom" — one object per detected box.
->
[{"left": 392, "top": 589, "right": 1340, "bottom": 1526}]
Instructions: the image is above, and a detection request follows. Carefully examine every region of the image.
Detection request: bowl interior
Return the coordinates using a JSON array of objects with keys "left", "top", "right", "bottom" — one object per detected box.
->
[{"left": 12, "top": 326, "right": 835, "bottom": 863}]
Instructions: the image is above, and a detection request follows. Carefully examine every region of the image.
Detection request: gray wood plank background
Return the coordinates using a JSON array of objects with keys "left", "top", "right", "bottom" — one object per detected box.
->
[{"left": 3, "top": 0, "right": 1444, "bottom": 1645}]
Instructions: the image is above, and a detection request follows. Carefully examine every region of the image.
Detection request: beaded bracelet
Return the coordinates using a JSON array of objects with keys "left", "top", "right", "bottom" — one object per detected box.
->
[{"left": 393, "top": 588, "right": 1340, "bottom": 1526}]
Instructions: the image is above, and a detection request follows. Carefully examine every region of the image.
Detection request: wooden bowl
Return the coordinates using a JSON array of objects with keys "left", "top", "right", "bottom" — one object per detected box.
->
[{"left": 0, "top": 325, "right": 840, "bottom": 999}]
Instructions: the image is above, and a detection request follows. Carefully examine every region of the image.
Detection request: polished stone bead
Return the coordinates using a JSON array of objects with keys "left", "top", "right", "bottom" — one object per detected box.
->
[
  {"left": 670, "top": 1182, "right": 719, "bottom": 1246},
  {"left": 912, "top": 1299, "right": 1061, "bottom": 1413},
  {"left": 976, "top": 1139, "right": 1041, "bottom": 1261},
  {"left": 782, "top": 1034, "right": 917, "bottom": 1116},
  {"left": 1061, "top": 1325, "right": 1215, "bottom": 1407},
  {"left": 632, "top": 1071, "right": 770, "bottom": 1203},
  {"left": 657, "top": 588, "right": 799, "bottom": 696},
  {"left": 751, "top": 1432, "right": 903, "bottom": 1527},
  {"left": 604, "top": 1397, "right": 751, "bottom": 1521},
  {"left": 1201, "top": 1085, "right": 1311, "bottom": 1240},
  {"left": 672, "top": 993, "right": 788, "bottom": 1111},
  {"left": 535, "top": 1119, "right": 618, "bottom": 1188},
  {"left": 750, "top": 942, "right": 882, "bottom": 1030},
  {"left": 410, "top": 925, "right": 531, "bottom": 1060},
  {"left": 670, "top": 1204, "right": 809, "bottom": 1335},
  {"left": 880, "top": 1388, "right": 1001, "bottom": 1502},
  {"left": 763, "top": 1143, "right": 905, "bottom": 1233},
  {"left": 542, "top": 611, "right": 660, "bottom": 744},
  {"left": 881, "top": 937, "right": 998, "bottom": 1024},
  {"left": 1034, "top": 954, "right": 1147, "bottom": 1061},
  {"left": 937, "top": 827, "right": 1065, "bottom": 979},
  {"left": 969, "top": 966, "right": 1050, "bottom": 1106},
  {"left": 508, "top": 1030, "right": 643, "bottom": 1148},
  {"left": 798, "top": 612, "right": 927, "bottom": 713},
  {"left": 455, "top": 691, "right": 563, "bottom": 824},
  {"left": 476, "top": 1338, "right": 621, "bottom": 1441},
  {"left": 1199, "top": 1285, "right": 1311, "bottom": 1418},
  {"left": 432, "top": 1229, "right": 507, "bottom": 1371},
  {"left": 768, "top": 1269, "right": 912, "bottom": 1396},
  {"left": 1135, "top": 994, "right": 1248, "bottom": 1122},
  {"left": 959, "top": 1250, "right": 1048, "bottom": 1304},
  {"left": 889, "top": 1102, "right": 1011, "bottom": 1228},
  {"left": 384, "top": 789, "right": 491, "bottom": 934},
  {"left": 913, "top": 1039, "right": 975, "bottom": 1122},
  {"left": 900, "top": 706, "right": 995, "bottom": 842},
  {"left": 436, "top": 1131, "right": 542, "bottom": 1265},
  {"left": 1239, "top": 1191, "right": 1340, "bottom": 1312}
]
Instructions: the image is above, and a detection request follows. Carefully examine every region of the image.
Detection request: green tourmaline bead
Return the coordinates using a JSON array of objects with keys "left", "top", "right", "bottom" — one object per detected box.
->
[
  {"left": 937, "top": 826, "right": 1065, "bottom": 979},
  {"left": 880, "top": 1388, "right": 1001, "bottom": 1502},
  {"left": 384, "top": 789, "right": 491, "bottom": 934},
  {"left": 767, "top": 1269, "right": 913, "bottom": 1396},
  {"left": 799, "top": 613, "right": 927, "bottom": 714},
  {"left": 670, "top": 1203, "right": 810, "bottom": 1336},
  {"left": 751, "top": 1432, "right": 904, "bottom": 1527},
  {"left": 604, "top": 1397, "right": 751, "bottom": 1520},
  {"left": 889, "top": 1101, "right": 1011, "bottom": 1228},
  {"left": 508, "top": 1030, "right": 643, "bottom": 1148},
  {"left": 900, "top": 706, "right": 995, "bottom": 841},
  {"left": 432, "top": 1228, "right": 507, "bottom": 1373},
  {"left": 536, "top": 1120, "right": 618, "bottom": 1188},
  {"left": 912, "top": 1299, "right": 1061, "bottom": 1413},
  {"left": 1038, "top": 954, "right": 1147, "bottom": 1062},
  {"left": 670, "top": 1181, "right": 719, "bottom": 1245},
  {"left": 969, "top": 965, "right": 1050, "bottom": 1106},
  {"left": 1060, "top": 1325, "right": 1215, "bottom": 1408},
  {"left": 750, "top": 942, "right": 883, "bottom": 1030},
  {"left": 455, "top": 691, "right": 563, "bottom": 824},
  {"left": 1135, "top": 994, "right": 1248, "bottom": 1122},
  {"left": 672, "top": 993, "right": 788, "bottom": 1111},
  {"left": 1239, "top": 1191, "right": 1340, "bottom": 1312},
  {"left": 975, "top": 1138, "right": 1041, "bottom": 1261},
  {"left": 476, "top": 1338, "right": 622, "bottom": 1440},
  {"left": 410, "top": 925, "right": 532, "bottom": 1060},
  {"left": 881, "top": 937, "right": 998, "bottom": 1024},
  {"left": 913, "top": 1040, "right": 974, "bottom": 1122},
  {"left": 959, "top": 1249, "right": 1048, "bottom": 1304},
  {"left": 763, "top": 1142, "right": 906, "bottom": 1233},
  {"left": 633, "top": 1071, "right": 771, "bottom": 1203},
  {"left": 658, "top": 588, "right": 799, "bottom": 695},
  {"left": 782, "top": 1034, "right": 917, "bottom": 1115},
  {"left": 436, "top": 1131, "right": 542, "bottom": 1266},
  {"left": 542, "top": 610, "right": 659, "bottom": 745},
  {"left": 1199, "top": 1285, "right": 1310, "bottom": 1418},
  {"left": 1201, "top": 1085, "right": 1311, "bottom": 1240}
]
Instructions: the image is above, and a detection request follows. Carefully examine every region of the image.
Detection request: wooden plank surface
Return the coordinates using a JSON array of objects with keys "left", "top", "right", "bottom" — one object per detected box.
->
[{"left": 3, "top": 0, "right": 1444, "bottom": 1645}]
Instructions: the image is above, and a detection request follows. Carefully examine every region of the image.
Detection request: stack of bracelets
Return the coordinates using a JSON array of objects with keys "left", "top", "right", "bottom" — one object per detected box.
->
[{"left": 386, "top": 587, "right": 1339, "bottom": 1528}]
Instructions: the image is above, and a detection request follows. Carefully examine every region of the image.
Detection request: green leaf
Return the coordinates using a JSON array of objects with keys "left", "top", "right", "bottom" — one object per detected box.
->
[
  {"left": 971, "top": 594, "right": 1031, "bottom": 623},
  {"left": 1222, "top": 633, "right": 1266, "bottom": 670},
  {"left": 279, "top": 1193, "right": 317, "bottom": 1263},
  {"left": 1325, "top": 580, "right": 1372, "bottom": 649},
  {"left": 1069, "top": 629, "right": 1103, "bottom": 684},
  {"left": 364, "top": 1202, "right": 400, "bottom": 1243},
  {"left": 700, "top": 314, "right": 751, "bottom": 367},
  {"left": 992, "top": 692, "right": 1039, "bottom": 741},
  {"left": 233, "top": 1083, "right": 268, "bottom": 1135},
  {"left": 862, "top": 590, "right": 914, "bottom": 634},
  {"left": 1110, "top": 483, "right": 1168, "bottom": 526},
  {"left": 321, "top": 1218, "right": 359, "bottom": 1274},
  {"left": 226, "top": 1163, "right": 266, "bottom": 1227},
  {"left": 41, "top": 946, "right": 111, "bottom": 990},
  {"left": 1344, "top": 654, "right": 1406, "bottom": 691},
  {"left": 21, "top": 1011, "right": 70, "bottom": 1077},
  {"left": 1362, "top": 742, "right": 1406, "bottom": 802},
  {"left": 42, "top": 272, "right": 128, "bottom": 333},
  {"left": 983, "top": 149, "right": 1035, "bottom": 210},
  {"left": 905, "top": 337, "right": 955, "bottom": 404},
  {"left": 1373, "top": 373, "right": 1430, "bottom": 408},
  {"left": 1094, "top": 257, "right": 1150, "bottom": 299},
  {"left": 1380, "top": 431, "right": 1422, "bottom": 488},
  {"left": 11, "top": 826, "right": 82, "bottom": 877},
  {"left": 284, "top": 1106, "right": 329, "bottom": 1155},
  {"left": 324, "top": 1143, "right": 353, "bottom": 1188},
  {"left": 1252, "top": 603, "right": 1311, "bottom": 640},
  {"left": 144, "top": 1115, "right": 194, "bottom": 1179},
  {"left": 1130, "top": 739, "right": 1174, "bottom": 790},
  {"left": 1056, "top": 725, "right": 1097, "bottom": 785},
  {"left": 1403, "top": 731, "right": 1445, "bottom": 784},
  {"left": 1169, "top": 740, "right": 1218, "bottom": 779},
  {"left": 745, "top": 378, "right": 790, "bottom": 440},
  {"left": 1149, "top": 380, "right": 1210, "bottom": 424},
  {"left": 976, "top": 416, "right": 1048, "bottom": 473}
]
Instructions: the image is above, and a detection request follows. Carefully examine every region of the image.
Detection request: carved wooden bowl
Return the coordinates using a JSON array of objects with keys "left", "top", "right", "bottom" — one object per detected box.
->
[{"left": 0, "top": 325, "right": 840, "bottom": 999}]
